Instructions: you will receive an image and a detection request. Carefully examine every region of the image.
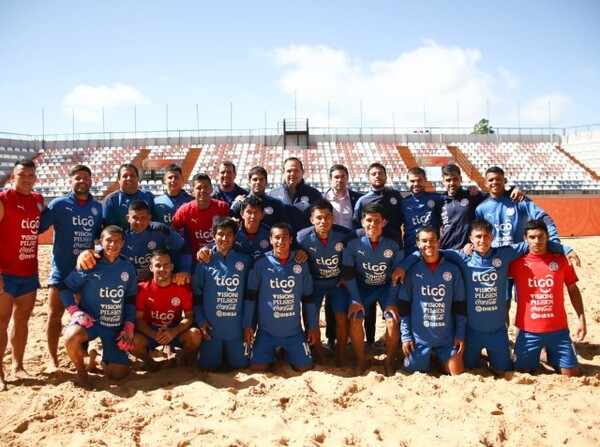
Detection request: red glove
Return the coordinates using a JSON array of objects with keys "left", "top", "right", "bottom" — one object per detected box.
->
[
  {"left": 117, "top": 321, "right": 135, "bottom": 352},
  {"left": 67, "top": 305, "right": 94, "bottom": 328}
]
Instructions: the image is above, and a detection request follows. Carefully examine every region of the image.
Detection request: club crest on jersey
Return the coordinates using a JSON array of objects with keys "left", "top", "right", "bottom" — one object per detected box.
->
[
  {"left": 92, "top": 207, "right": 99, "bottom": 216},
  {"left": 171, "top": 297, "right": 181, "bottom": 307},
  {"left": 460, "top": 198, "right": 469, "bottom": 207},
  {"left": 383, "top": 249, "right": 393, "bottom": 258},
  {"left": 549, "top": 261, "right": 559, "bottom": 272},
  {"left": 148, "top": 241, "right": 157, "bottom": 250},
  {"left": 265, "top": 207, "right": 273, "bottom": 215},
  {"left": 293, "top": 264, "right": 302, "bottom": 274},
  {"left": 427, "top": 200, "right": 435, "bottom": 208},
  {"left": 121, "top": 272, "right": 130, "bottom": 282},
  {"left": 442, "top": 271, "right": 453, "bottom": 281},
  {"left": 260, "top": 239, "right": 269, "bottom": 249},
  {"left": 492, "top": 258, "right": 502, "bottom": 268},
  {"left": 37, "top": 202, "right": 44, "bottom": 212},
  {"left": 390, "top": 197, "right": 398, "bottom": 205},
  {"left": 506, "top": 208, "right": 516, "bottom": 216},
  {"left": 301, "top": 196, "right": 309, "bottom": 203},
  {"left": 235, "top": 261, "right": 245, "bottom": 271},
  {"left": 335, "top": 242, "right": 344, "bottom": 252}
]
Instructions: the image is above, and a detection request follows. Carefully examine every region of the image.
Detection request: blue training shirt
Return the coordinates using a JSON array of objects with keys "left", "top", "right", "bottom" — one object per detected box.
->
[
  {"left": 102, "top": 189, "right": 156, "bottom": 229},
  {"left": 400, "top": 191, "right": 442, "bottom": 254},
  {"left": 153, "top": 191, "right": 194, "bottom": 225}
]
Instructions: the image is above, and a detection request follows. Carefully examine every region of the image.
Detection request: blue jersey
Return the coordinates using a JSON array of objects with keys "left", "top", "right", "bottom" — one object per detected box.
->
[
  {"left": 102, "top": 189, "right": 156, "bottom": 229},
  {"left": 343, "top": 230, "right": 404, "bottom": 305},
  {"left": 245, "top": 251, "right": 316, "bottom": 337},
  {"left": 39, "top": 192, "right": 103, "bottom": 282},
  {"left": 234, "top": 223, "right": 273, "bottom": 262},
  {"left": 297, "top": 224, "right": 350, "bottom": 290},
  {"left": 268, "top": 181, "right": 322, "bottom": 235},
  {"left": 60, "top": 254, "right": 137, "bottom": 329},
  {"left": 435, "top": 189, "right": 486, "bottom": 250},
  {"left": 211, "top": 183, "right": 249, "bottom": 206},
  {"left": 475, "top": 195, "right": 559, "bottom": 247},
  {"left": 122, "top": 222, "right": 187, "bottom": 281},
  {"left": 400, "top": 192, "right": 442, "bottom": 254},
  {"left": 230, "top": 193, "right": 290, "bottom": 229},
  {"left": 153, "top": 191, "right": 194, "bottom": 225},
  {"left": 397, "top": 257, "right": 466, "bottom": 347},
  {"left": 192, "top": 249, "right": 251, "bottom": 340},
  {"left": 353, "top": 188, "right": 404, "bottom": 234}
]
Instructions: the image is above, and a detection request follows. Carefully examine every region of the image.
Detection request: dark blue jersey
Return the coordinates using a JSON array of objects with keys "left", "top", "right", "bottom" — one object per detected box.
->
[
  {"left": 397, "top": 257, "right": 466, "bottom": 347},
  {"left": 122, "top": 222, "right": 187, "bottom": 281},
  {"left": 211, "top": 183, "right": 249, "bottom": 206},
  {"left": 60, "top": 254, "right": 137, "bottom": 329},
  {"left": 230, "top": 193, "right": 290, "bottom": 229},
  {"left": 153, "top": 191, "right": 194, "bottom": 225},
  {"left": 39, "top": 192, "right": 103, "bottom": 280},
  {"left": 400, "top": 192, "right": 442, "bottom": 254},
  {"left": 297, "top": 224, "right": 350, "bottom": 290},
  {"left": 268, "top": 180, "right": 322, "bottom": 235},
  {"left": 102, "top": 189, "right": 156, "bottom": 229},
  {"left": 244, "top": 251, "right": 316, "bottom": 337},
  {"left": 234, "top": 223, "right": 273, "bottom": 262},
  {"left": 435, "top": 188, "right": 486, "bottom": 250},
  {"left": 192, "top": 249, "right": 251, "bottom": 340},
  {"left": 475, "top": 195, "right": 559, "bottom": 247},
  {"left": 352, "top": 188, "right": 404, "bottom": 234}
]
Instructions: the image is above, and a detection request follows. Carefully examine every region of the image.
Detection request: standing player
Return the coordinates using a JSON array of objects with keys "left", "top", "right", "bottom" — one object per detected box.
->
[
  {"left": 324, "top": 164, "right": 363, "bottom": 229},
  {"left": 130, "top": 250, "right": 200, "bottom": 371},
  {"left": 210, "top": 161, "right": 249, "bottom": 206},
  {"left": 268, "top": 157, "right": 322, "bottom": 235},
  {"left": 509, "top": 220, "right": 586, "bottom": 376},
  {"left": 297, "top": 200, "right": 351, "bottom": 365},
  {"left": 153, "top": 163, "right": 194, "bottom": 226},
  {"left": 103, "top": 163, "right": 155, "bottom": 229},
  {"left": 395, "top": 227, "right": 466, "bottom": 375},
  {"left": 193, "top": 217, "right": 252, "bottom": 370},
  {"left": 172, "top": 173, "right": 229, "bottom": 267},
  {"left": 39, "top": 164, "right": 103, "bottom": 373},
  {"left": 343, "top": 202, "right": 404, "bottom": 376},
  {"left": 60, "top": 226, "right": 137, "bottom": 388},
  {"left": 230, "top": 166, "right": 289, "bottom": 228},
  {"left": 0, "top": 159, "right": 44, "bottom": 390},
  {"left": 243, "top": 223, "right": 318, "bottom": 372}
]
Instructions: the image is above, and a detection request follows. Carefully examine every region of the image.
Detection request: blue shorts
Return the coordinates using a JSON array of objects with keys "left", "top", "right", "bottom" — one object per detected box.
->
[
  {"left": 314, "top": 285, "right": 349, "bottom": 314},
  {"left": 1, "top": 273, "right": 40, "bottom": 297},
  {"left": 250, "top": 330, "right": 312, "bottom": 368},
  {"left": 48, "top": 266, "right": 69, "bottom": 286},
  {"left": 464, "top": 326, "right": 513, "bottom": 371},
  {"left": 72, "top": 322, "right": 130, "bottom": 366},
  {"left": 357, "top": 283, "right": 390, "bottom": 309},
  {"left": 513, "top": 328, "right": 578, "bottom": 370},
  {"left": 143, "top": 325, "right": 184, "bottom": 351},
  {"left": 199, "top": 337, "right": 249, "bottom": 369},
  {"left": 402, "top": 342, "right": 460, "bottom": 373}
]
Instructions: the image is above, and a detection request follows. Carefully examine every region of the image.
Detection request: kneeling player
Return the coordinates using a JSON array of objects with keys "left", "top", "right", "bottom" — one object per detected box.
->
[
  {"left": 61, "top": 226, "right": 138, "bottom": 388},
  {"left": 193, "top": 217, "right": 252, "bottom": 370},
  {"left": 130, "top": 250, "right": 201, "bottom": 370}
]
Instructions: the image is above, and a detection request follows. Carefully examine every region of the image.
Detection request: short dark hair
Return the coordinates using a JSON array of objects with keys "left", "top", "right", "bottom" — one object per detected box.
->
[
  {"left": 283, "top": 157, "right": 304, "bottom": 171},
  {"left": 117, "top": 163, "right": 139, "bottom": 179},
  {"left": 164, "top": 164, "right": 183, "bottom": 176},
  {"left": 469, "top": 219, "right": 493, "bottom": 235},
  {"left": 310, "top": 199, "right": 334, "bottom": 215},
  {"left": 128, "top": 200, "right": 149, "bottom": 212},
  {"left": 248, "top": 166, "right": 268, "bottom": 181},
  {"left": 14, "top": 159, "right": 36, "bottom": 170},
  {"left": 151, "top": 249, "right": 172, "bottom": 262},
  {"left": 211, "top": 216, "right": 238, "bottom": 235},
  {"left": 101, "top": 225, "right": 124, "bottom": 240},
  {"left": 367, "top": 162, "right": 386, "bottom": 177},
  {"left": 407, "top": 167, "right": 426, "bottom": 178},
  {"left": 485, "top": 166, "right": 505, "bottom": 177},
  {"left": 69, "top": 164, "right": 91, "bottom": 177},
  {"left": 362, "top": 202, "right": 386, "bottom": 219},
  {"left": 192, "top": 172, "right": 212, "bottom": 184},
  {"left": 329, "top": 164, "right": 349, "bottom": 179},
  {"left": 417, "top": 225, "right": 440, "bottom": 240},
  {"left": 219, "top": 160, "right": 236, "bottom": 173},
  {"left": 442, "top": 164, "right": 461, "bottom": 177},
  {"left": 240, "top": 196, "right": 265, "bottom": 212},
  {"left": 270, "top": 222, "right": 292, "bottom": 237},
  {"left": 525, "top": 219, "right": 549, "bottom": 235}
]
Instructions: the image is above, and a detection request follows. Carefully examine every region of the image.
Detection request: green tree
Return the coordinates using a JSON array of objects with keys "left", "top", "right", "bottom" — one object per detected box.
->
[{"left": 472, "top": 118, "right": 495, "bottom": 134}]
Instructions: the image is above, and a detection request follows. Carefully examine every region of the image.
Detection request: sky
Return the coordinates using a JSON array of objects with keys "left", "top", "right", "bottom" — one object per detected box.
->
[{"left": 1, "top": 0, "right": 599, "bottom": 137}]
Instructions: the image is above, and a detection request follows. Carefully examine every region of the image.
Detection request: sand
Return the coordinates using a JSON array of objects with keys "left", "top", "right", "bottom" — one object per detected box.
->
[{"left": 1, "top": 238, "right": 599, "bottom": 447}]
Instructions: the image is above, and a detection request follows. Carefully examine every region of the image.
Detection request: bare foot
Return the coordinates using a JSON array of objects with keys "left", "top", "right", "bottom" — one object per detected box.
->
[
  {"left": 354, "top": 359, "right": 370, "bottom": 376},
  {"left": 85, "top": 350, "right": 101, "bottom": 373},
  {"left": 43, "top": 360, "right": 60, "bottom": 375},
  {"left": 12, "top": 367, "right": 33, "bottom": 380},
  {"left": 75, "top": 373, "right": 95, "bottom": 390},
  {"left": 0, "top": 374, "right": 7, "bottom": 391},
  {"left": 384, "top": 359, "right": 396, "bottom": 377}
]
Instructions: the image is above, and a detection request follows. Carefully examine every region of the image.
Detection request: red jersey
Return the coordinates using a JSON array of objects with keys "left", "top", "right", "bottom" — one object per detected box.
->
[
  {"left": 172, "top": 199, "right": 229, "bottom": 256},
  {"left": 0, "top": 189, "right": 44, "bottom": 276},
  {"left": 509, "top": 252, "right": 578, "bottom": 333},
  {"left": 136, "top": 279, "right": 193, "bottom": 327}
]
